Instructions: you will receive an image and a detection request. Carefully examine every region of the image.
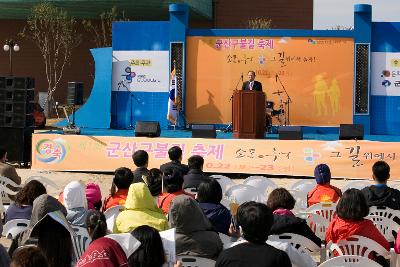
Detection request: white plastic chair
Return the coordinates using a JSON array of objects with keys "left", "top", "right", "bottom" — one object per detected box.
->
[
  {"left": 25, "top": 175, "right": 59, "bottom": 190},
  {"left": 225, "top": 184, "right": 265, "bottom": 204},
  {"left": 104, "top": 205, "right": 124, "bottom": 233},
  {"left": 183, "top": 187, "right": 197, "bottom": 196},
  {"left": 326, "top": 235, "right": 389, "bottom": 260},
  {"left": 269, "top": 233, "right": 321, "bottom": 255},
  {"left": 306, "top": 202, "right": 337, "bottom": 223},
  {"left": 177, "top": 255, "right": 216, "bottom": 267},
  {"left": 301, "top": 213, "right": 330, "bottom": 240},
  {"left": 367, "top": 215, "right": 400, "bottom": 242},
  {"left": 242, "top": 176, "right": 277, "bottom": 197},
  {"left": 369, "top": 206, "right": 400, "bottom": 222},
  {"left": 318, "top": 255, "right": 381, "bottom": 267},
  {"left": 2, "top": 219, "right": 30, "bottom": 239},
  {"left": 342, "top": 180, "right": 371, "bottom": 192},
  {"left": 210, "top": 175, "right": 235, "bottom": 194},
  {"left": 291, "top": 179, "right": 317, "bottom": 193},
  {"left": 71, "top": 226, "right": 92, "bottom": 259},
  {"left": 218, "top": 233, "right": 234, "bottom": 250},
  {"left": 0, "top": 175, "right": 21, "bottom": 204}
]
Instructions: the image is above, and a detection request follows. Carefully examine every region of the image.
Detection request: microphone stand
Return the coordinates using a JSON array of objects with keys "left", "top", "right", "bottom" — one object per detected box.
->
[
  {"left": 275, "top": 74, "right": 292, "bottom": 126},
  {"left": 224, "top": 73, "right": 243, "bottom": 132}
]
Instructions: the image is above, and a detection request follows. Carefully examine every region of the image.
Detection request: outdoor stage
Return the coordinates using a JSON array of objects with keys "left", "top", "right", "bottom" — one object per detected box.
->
[{"left": 31, "top": 127, "right": 400, "bottom": 180}]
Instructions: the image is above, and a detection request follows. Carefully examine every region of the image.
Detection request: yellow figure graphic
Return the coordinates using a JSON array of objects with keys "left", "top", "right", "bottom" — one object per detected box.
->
[
  {"left": 313, "top": 74, "right": 329, "bottom": 116},
  {"left": 328, "top": 79, "right": 341, "bottom": 115}
]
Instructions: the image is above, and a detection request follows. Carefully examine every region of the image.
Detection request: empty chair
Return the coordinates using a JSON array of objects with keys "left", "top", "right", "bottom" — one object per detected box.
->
[
  {"left": 318, "top": 255, "right": 381, "bottom": 267},
  {"left": 303, "top": 213, "right": 330, "bottom": 240},
  {"left": 342, "top": 180, "right": 371, "bottom": 192},
  {"left": 367, "top": 214, "right": 400, "bottom": 242},
  {"left": 0, "top": 176, "right": 21, "bottom": 204},
  {"left": 2, "top": 219, "right": 30, "bottom": 239},
  {"left": 369, "top": 206, "right": 400, "bottom": 221},
  {"left": 243, "top": 176, "right": 277, "bottom": 197},
  {"left": 225, "top": 184, "right": 265, "bottom": 204},
  {"left": 71, "top": 226, "right": 92, "bottom": 259},
  {"left": 177, "top": 255, "right": 216, "bottom": 267},
  {"left": 210, "top": 175, "right": 235, "bottom": 194},
  {"left": 104, "top": 205, "right": 124, "bottom": 233},
  {"left": 25, "top": 176, "right": 59, "bottom": 190},
  {"left": 291, "top": 179, "right": 317, "bottom": 193}
]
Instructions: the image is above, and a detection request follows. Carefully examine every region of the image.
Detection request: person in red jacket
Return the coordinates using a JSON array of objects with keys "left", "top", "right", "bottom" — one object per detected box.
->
[
  {"left": 325, "top": 188, "right": 390, "bottom": 265},
  {"left": 307, "top": 163, "right": 342, "bottom": 207}
]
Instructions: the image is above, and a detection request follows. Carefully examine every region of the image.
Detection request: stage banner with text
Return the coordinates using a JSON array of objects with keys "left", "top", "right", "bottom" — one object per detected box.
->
[
  {"left": 186, "top": 36, "right": 354, "bottom": 126},
  {"left": 32, "top": 134, "right": 400, "bottom": 179}
]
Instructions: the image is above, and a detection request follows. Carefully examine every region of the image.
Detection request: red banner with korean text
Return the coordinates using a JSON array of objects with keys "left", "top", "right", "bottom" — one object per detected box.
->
[
  {"left": 32, "top": 134, "right": 399, "bottom": 179},
  {"left": 185, "top": 36, "right": 354, "bottom": 126}
]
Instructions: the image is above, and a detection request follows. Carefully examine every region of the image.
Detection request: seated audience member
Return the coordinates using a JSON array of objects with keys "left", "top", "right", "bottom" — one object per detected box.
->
[
  {"left": 114, "top": 183, "right": 168, "bottom": 233},
  {"left": 9, "top": 194, "right": 68, "bottom": 255},
  {"left": 267, "top": 188, "right": 321, "bottom": 246},
  {"left": 0, "top": 146, "right": 22, "bottom": 195},
  {"left": 102, "top": 167, "right": 134, "bottom": 211},
  {"left": 76, "top": 234, "right": 141, "bottom": 267},
  {"left": 10, "top": 246, "right": 48, "bottom": 267},
  {"left": 362, "top": 160, "right": 400, "bottom": 210},
  {"left": 86, "top": 210, "right": 108, "bottom": 241},
  {"left": 158, "top": 168, "right": 193, "bottom": 214},
  {"left": 215, "top": 201, "right": 291, "bottom": 267},
  {"left": 86, "top": 182, "right": 102, "bottom": 210},
  {"left": 63, "top": 181, "right": 88, "bottom": 227},
  {"left": 0, "top": 244, "right": 10, "bottom": 267},
  {"left": 169, "top": 195, "right": 223, "bottom": 260},
  {"left": 183, "top": 155, "right": 209, "bottom": 189},
  {"left": 132, "top": 150, "right": 149, "bottom": 183},
  {"left": 196, "top": 178, "right": 231, "bottom": 235},
  {"left": 160, "top": 146, "right": 189, "bottom": 175},
  {"left": 144, "top": 168, "right": 163, "bottom": 197},
  {"left": 307, "top": 163, "right": 342, "bottom": 207},
  {"left": 326, "top": 189, "right": 390, "bottom": 265},
  {"left": 5, "top": 180, "right": 46, "bottom": 222},
  {"left": 129, "top": 225, "right": 166, "bottom": 267}
]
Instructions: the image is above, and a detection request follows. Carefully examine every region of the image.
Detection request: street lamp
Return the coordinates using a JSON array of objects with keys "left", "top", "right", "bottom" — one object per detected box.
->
[{"left": 3, "top": 40, "right": 20, "bottom": 77}]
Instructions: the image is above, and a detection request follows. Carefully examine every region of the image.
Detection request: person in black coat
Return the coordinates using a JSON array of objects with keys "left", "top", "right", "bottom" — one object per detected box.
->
[
  {"left": 132, "top": 150, "right": 148, "bottom": 183},
  {"left": 197, "top": 178, "right": 231, "bottom": 235},
  {"left": 267, "top": 188, "right": 321, "bottom": 246},
  {"left": 361, "top": 160, "right": 400, "bottom": 210},
  {"left": 160, "top": 146, "right": 189, "bottom": 175},
  {"left": 241, "top": 70, "right": 262, "bottom": 91},
  {"left": 183, "top": 155, "right": 209, "bottom": 189}
]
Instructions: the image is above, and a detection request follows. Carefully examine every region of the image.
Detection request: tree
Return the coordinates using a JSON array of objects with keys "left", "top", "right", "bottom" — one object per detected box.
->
[
  {"left": 247, "top": 17, "right": 273, "bottom": 29},
  {"left": 82, "top": 7, "right": 129, "bottom": 48},
  {"left": 20, "top": 3, "right": 81, "bottom": 112}
]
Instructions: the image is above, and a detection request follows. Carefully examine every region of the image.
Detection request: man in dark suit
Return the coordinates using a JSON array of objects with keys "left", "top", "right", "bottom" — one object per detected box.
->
[
  {"left": 242, "top": 70, "right": 262, "bottom": 91},
  {"left": 183, "top": 155, "right": 209, "bottom": 189},
  {"left": 160, "top": 146, "right": 189, "bottom": 175},
  {"left": 132, "top": 150, "right": 148, "bottom": 183}
]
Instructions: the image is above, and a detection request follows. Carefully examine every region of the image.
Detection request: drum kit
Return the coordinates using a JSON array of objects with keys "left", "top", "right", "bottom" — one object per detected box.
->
[{"left": 266, "top": 90, "right": 287, "bottom": 133}]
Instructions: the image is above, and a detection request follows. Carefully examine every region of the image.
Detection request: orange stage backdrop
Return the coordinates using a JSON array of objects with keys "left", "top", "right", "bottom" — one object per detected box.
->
[
  {"left": 32, "top": 134, "right": 400, "bottom": 179},
  {"left": 185, "top": 36, "right": 354, "bottom": 126}
]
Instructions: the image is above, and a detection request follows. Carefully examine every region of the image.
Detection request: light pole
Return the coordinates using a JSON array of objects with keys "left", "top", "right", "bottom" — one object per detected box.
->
[{"left": 3, "top": 40, "right": 20, "bottom": 77}]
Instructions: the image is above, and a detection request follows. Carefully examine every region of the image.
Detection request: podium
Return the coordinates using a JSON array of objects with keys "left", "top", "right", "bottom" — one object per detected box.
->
[{"left": 232, "top": 90, "right": 266, "bottom": 139}]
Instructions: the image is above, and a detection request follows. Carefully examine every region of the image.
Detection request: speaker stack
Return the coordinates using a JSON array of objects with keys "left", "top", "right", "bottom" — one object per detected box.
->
[{"left": 0, "top": 77, "right": 35, "bottom": 163}]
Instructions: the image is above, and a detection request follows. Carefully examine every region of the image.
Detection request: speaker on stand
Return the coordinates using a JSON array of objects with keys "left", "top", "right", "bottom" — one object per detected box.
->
[{"left": 63, "top": 82, "right": 84, "bottom": 134}]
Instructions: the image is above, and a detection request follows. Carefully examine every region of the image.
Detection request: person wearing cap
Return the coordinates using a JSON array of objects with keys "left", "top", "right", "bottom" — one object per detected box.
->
[{"left": 307, "top": 164, "right": 342, "bottom": 207}]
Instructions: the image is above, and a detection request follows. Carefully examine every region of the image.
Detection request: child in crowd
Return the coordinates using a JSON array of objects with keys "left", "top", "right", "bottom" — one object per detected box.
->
[
  {"left": 10, "top": 246, "right": 48, "bottom": 267},
  {"left": 63, "top": 181, "right": 88, "bottom": 227},
  {"left": 86, "top": 182, "right": 102, "bottom": 210},
  {"left": 102, "top": 167, "right": 134, "bottom": 211},
  {"left": 144, "top": 168, "right": 163, "bottom": 198},
  {"left": 307, "top": 164, "right": 342, "bottom": 207},
  {"left": 85, "top": 209, "right": 108, "bottom": 242}
]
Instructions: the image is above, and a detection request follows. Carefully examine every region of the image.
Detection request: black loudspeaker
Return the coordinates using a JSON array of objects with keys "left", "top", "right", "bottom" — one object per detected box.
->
[
  {"left": 135, "top": 121, "right": 161, "bottom": 137},
  {"left": 0, "top": 77, "right": 34, "bottom": 128},
  {"left": 0, "top": 127, "right": 33, "bottom": 163},
  {"left": 192, "top": 124, "right": 216, "bottom": 138},
  {"left": 339, "top": 124, "right": 364, "bottom": 140},
  {"left": 67, "top": 82, "right": 84, "bottom": 105},
  {"left": 278, "top": 126, "right": 303, "bottom": 140}
]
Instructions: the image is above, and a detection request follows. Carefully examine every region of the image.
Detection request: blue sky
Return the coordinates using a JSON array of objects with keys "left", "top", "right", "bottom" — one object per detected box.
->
[{"left": 313, "top": 0, "right": 400, "bottom": 29}]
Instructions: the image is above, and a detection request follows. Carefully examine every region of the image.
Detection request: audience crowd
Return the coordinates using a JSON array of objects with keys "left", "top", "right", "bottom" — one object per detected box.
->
[{"left": 1, "top": 144, "right": 400, "bottom": 267}]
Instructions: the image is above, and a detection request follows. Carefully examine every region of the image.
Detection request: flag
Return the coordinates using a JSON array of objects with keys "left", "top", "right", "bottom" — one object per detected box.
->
[{"left": 167, "top": 63, "right": 179, "bottom": 124}]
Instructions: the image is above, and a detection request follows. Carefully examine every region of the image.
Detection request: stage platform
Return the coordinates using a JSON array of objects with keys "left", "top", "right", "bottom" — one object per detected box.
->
[{"left": 31, "top": 127, "right": 400, "bottom": 180}]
